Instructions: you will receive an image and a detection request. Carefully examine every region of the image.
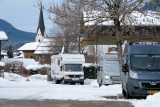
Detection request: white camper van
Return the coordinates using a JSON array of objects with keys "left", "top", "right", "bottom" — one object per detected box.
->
[
  {"left": 97, "top": 53, "right": 120, "bottom": 87},
  {"left": 48, "top": 54, "right": 85, "bottom": 85}
]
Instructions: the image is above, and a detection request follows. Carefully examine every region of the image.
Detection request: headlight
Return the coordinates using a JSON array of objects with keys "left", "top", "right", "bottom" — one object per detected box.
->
[
  {"left": 105, "top": 76, "right": 110, "bottom": 79},
  {"left": 129, "top": 70, "right": 138, "bottom": 79},
  {"left": 80, "top": 74, "right": 84, "bottom": 78},
  {"left": 64, "top": 74, "right": 69, "bottom": 77}
]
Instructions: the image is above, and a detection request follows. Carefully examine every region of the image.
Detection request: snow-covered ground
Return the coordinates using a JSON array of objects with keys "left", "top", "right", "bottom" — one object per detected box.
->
[{"left": 0, "top": 72, "right": 160, "bottom": 107}]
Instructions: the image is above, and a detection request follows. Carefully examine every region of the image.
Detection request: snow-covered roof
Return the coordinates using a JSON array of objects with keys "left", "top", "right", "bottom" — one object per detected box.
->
[
  {"left": 25, "top": 64, "right": 50, "bottom": 70},
  {"left": 34, "top": 37, "right": 53, "bottom": 54},
  {"left": 14, "top": 53, "right": 24, "bottom": 58},
  {"left": 17, "top": 42, "right": 40, "bottom": 51},
  {"left": 2, "top": 58, "right": 38, "bottom": 68},
  {"left": 2, "top": 58, "right": 51, "bottom": 70},
  {"left": 0, "top": 31, "right": 8, "bottom": 40},
  {"left": 83, "top": 11, "right": 160, "bottom": 26},
  {"left": 51, "top": 54, "right": 85, "bottom": 64}
]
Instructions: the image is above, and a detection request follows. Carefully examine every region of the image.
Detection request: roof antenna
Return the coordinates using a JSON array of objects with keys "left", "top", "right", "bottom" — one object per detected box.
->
[{"left": 60, "top": 46, "right": 64, "bottom": 54}]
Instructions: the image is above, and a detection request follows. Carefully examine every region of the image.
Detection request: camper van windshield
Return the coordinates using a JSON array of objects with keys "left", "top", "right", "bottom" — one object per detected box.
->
[
  {"left": 130, "top": 54, "right": 160, "bottom": 71},
  {"left": 64, "top": 64, "right": 82, "bottom": 72}
]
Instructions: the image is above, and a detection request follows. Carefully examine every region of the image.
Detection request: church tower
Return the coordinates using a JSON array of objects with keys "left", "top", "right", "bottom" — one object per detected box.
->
[{"left": 35, "top": 2, "right": 45, "bottom": 42}]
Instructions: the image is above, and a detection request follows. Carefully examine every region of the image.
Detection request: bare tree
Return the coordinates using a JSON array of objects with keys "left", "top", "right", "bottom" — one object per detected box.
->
[
  {"left": 49, "top": 30, "right": 79, "bottom": 54},
  {"left": 45, "top": 0, "right": 84, "bottom": 53},
  {"left": 69, "top": 0, "right": 157, "bottom": 71},
  {"left": 39, "top": 0, "right": 159, "bottom": 69},
  {"left": 49, "top": 32, "right": 65, "bottom": 54}
]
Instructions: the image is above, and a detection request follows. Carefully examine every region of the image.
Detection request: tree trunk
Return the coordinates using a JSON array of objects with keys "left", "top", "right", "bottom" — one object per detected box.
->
[
  {"left": 117, "top": 42, "right": 123, "bottom": 77},
  {"left": 115, "top": 26, "right": 123, "bottom": 78}
]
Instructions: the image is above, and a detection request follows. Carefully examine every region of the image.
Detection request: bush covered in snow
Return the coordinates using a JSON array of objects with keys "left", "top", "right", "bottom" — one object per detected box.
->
[{"left": 83, "top": 66, "right": 97, "bottom": 79}]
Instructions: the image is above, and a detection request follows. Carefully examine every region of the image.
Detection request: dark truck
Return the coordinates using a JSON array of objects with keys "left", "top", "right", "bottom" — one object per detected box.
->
[{"left": 121, "top": 42, "right": 160, "bottom": 98}]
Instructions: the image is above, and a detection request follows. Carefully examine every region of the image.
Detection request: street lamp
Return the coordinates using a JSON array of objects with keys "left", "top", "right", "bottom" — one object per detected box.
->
[{"left": 0, "top": 31, "right": 8, "bottom": 60}]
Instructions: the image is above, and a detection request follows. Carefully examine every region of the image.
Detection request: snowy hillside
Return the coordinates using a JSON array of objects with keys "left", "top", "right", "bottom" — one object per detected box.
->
[{"left": 0, "top": 19, "right": 35, "bottom": 50}]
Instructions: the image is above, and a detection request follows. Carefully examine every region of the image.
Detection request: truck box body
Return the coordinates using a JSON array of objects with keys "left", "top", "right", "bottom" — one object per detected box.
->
[
  {"left": 121, "top": 42, "right": 160, "bottom": 98},
  {"left": 49, "top": 54, "right": 85, "bottom": 84},
  {"left": 97, "top": 53, "right": 120, "bottom": 86}
]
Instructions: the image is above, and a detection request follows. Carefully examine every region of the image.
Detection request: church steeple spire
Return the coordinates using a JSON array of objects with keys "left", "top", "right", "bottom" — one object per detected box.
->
[
  {"left": 35, "top": 1, "right": 45, "bottom": 42},
  {"left": 37, "top": 2, "right": 45, "bottom": 36}
]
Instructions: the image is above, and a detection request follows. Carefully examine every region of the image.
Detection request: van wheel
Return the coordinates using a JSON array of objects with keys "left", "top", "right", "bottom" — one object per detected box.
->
[
  {"left": 80, "top": 81, "right": 84, "bottom": 85},
  {"left": 47, "top": 74, "right": 52, "bottom": 81},
  {"left": 71, "top": 82, "right": 75, "bottom": 85},
  {"left": 61, "top": 78, "right": 66, "bottom": 84},
  {"left": 126, "top": 91, "right": 131, "bottom": 99},
  {"left": 98, "top": 79, "right": 102, "bottom": 87},
  {"left": 55, "top": 80, "right": 61, "bottom": 84},
  {"left": 126, "top": 88, "right": 132, "bottom": 99},
  {"left": 122, "top": 89, "right": 126, "bottom": 97},
  {"left": 99, "top": 82, "right": 102, "bottom": 87}
]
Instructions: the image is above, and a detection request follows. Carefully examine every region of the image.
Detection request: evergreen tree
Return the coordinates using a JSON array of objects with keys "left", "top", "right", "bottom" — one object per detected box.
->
[{"left": 7, "top": 45, "right": 13, "bottom": 58}]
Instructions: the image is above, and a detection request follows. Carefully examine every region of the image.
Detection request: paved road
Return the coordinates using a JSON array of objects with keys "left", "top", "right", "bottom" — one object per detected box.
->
[{"left": 0, "top": 100, "right": 134, "bottom": 107}]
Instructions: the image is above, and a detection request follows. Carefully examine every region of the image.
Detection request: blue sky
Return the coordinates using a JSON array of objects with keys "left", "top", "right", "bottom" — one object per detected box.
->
[{"left": 0, "top": 0, "right": 62, "bottom": 34}]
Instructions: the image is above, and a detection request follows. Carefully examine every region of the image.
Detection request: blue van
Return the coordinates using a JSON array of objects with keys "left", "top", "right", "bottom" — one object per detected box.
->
[{"left": 121, "top": 42, "right": 160, "bottom": 98}]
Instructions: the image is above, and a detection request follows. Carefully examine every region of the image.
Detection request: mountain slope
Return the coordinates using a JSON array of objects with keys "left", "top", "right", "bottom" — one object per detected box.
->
[{"left": 0, "top": 19, "right": 36, "bottom": 50}]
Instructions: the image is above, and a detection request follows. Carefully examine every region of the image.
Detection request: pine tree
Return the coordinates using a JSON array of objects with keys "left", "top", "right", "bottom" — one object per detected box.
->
[{"left": 7, "top": 45, "right": 13, "bottom": 58}]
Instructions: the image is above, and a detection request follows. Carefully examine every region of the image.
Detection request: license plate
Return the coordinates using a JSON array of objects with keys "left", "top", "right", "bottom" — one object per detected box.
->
[
  {"left": 72, "top": 78, "right": 79, "bottom": 81},
  {"left": 148, "top": 90, "right": 160, "bottom": 94},
  {"left": 111, "top": 77, "right": 120, "bottom": 80}
]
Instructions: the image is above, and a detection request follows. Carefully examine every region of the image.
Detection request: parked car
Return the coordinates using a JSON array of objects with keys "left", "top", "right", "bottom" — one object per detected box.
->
[{"left": 121, "top": 42, "right": 160, "bottom": 98}]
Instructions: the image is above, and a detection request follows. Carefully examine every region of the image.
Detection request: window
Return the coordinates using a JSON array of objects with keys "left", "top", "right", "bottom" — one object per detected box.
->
[
  {"left": 112, "top": 32, "right": 115, "bottom": 38},
  {"left": 130, "top": 54, "right": 160, "bottom": 71},
  {"left": 57, "top": 59, "right": 60, "bottom": 65},
  {"left": 140, "top": 29, "right": 149, "bottom": 37},
  {"left": 64, "top": 64, "right": 82, "bottom": 72},
  {"left": 41, "top": 55, "right": 46, "bottom": 61},
  {"left": 123, "top": 31, "right": 130, "bottom": 38}
]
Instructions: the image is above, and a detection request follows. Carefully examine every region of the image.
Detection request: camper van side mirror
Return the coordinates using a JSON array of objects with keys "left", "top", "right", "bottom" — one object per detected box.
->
[
  {"left": 60, "top": 66, "right": 62, "bottom": 71},
  {"left": 122, "top": 64, "right": 128, "bottom": 73}
]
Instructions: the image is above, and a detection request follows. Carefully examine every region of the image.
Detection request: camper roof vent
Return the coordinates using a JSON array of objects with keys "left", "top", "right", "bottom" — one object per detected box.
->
[
  {"left": 137, "top": 42, "right": 158, "bottom": 45},
  {"left": 128, "top": 42, "right": 159, "bottom": 46},
  {"left": 135, "top": 42, "right": 159, "bottom": 44}
]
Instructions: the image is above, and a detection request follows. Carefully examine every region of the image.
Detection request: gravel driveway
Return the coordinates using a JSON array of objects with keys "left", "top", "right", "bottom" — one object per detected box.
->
[{"left": 0, "top": 100, "right": 134, "bottom": 107}]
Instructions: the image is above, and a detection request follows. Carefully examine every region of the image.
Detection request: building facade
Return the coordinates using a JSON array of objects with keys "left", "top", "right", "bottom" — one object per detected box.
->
[{"left": 82, "top": 11, "right": 160, "bottom": 63}]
